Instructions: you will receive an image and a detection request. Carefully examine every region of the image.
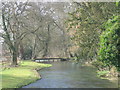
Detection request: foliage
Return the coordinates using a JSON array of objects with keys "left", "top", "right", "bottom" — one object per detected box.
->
[
  {"left": 1, "top": 60, "right": 52, "bottom": 88},
  {"left": 98, "top": 15, "right": 120, "bottom": 71},
  {"left": 66, "top": 2, "right": 118, "bottom": 61}
]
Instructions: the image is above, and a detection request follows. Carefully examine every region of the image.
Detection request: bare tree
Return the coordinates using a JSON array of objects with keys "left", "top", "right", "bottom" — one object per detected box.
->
[{"left": 1, "top": 2, "right": 41, "bottom": 65}]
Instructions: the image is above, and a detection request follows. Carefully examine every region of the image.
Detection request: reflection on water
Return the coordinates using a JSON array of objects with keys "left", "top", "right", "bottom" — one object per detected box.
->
[{"left": 23, "top": 61, "right": 118, "bottom": 88}]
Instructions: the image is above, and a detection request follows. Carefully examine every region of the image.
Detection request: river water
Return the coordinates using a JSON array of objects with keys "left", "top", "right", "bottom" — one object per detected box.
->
[{"left": 23, "top": 61, "right": 118, "bottom": 88}]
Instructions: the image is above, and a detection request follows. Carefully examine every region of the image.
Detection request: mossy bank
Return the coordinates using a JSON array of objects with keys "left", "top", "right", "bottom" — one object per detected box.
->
[{"left": 1, "top": 60, "right": 52, "bottom": 89}]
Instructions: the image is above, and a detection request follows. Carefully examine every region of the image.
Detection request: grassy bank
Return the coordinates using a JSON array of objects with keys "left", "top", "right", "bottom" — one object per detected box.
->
[{"left": 1, "top": 60, "right": 52, "bottom": 88}]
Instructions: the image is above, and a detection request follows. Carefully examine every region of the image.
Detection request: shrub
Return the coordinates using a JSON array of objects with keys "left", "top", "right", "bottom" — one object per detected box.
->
[{"left": 98, "top": 15, "right": 120, "bottom": 71}]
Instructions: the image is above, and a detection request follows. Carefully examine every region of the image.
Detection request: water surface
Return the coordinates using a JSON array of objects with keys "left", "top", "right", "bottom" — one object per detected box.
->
[{"left": 23, "top": 61, "right": 118, "bottom": 88}]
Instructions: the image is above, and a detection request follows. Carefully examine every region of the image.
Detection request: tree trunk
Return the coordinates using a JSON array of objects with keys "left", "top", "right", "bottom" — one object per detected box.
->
[
  {"left": 32, "top": 35, "right": 37, "bottom": 59},
  {"left": 19, "top": 42, "right": 24, "bottom": 60},
  {"left": 43, "top": 42, "right": 48, "bottom": 57},
  {"left": 12, "top": 50, "right": 18, "bottom": 65},
  {"left": 43, "top": 24, "right": 50, "bottom": 57},
  {"left": 12, "top": 41, "right": 18, "bottom": 66}
]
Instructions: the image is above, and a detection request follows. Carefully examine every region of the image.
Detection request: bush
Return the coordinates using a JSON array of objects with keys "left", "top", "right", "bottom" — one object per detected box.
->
[{"left": 98, "top": 15, "right": 120, "bottom": 71}]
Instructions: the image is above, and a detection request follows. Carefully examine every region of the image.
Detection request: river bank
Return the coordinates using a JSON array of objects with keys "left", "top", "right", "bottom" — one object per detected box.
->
[
  {"left": 83, "top": 61, "right": 118, "bottom": 81},
  {"left": 1, "top": 60, "right": 52, "bottom": 89}
]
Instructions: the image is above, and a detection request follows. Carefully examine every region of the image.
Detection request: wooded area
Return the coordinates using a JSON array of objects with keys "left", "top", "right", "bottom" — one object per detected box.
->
[
  {"left": 0, "top": 1, "right": 119, "bottom": 88},
  {"left": 1, "top": 2, "right": 71, "bottom": 65}
]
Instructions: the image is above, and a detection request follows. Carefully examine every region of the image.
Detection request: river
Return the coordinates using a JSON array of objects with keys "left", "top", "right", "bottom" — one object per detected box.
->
[{"left": 23, "top": 61, "right": 118, "bottom": 88}]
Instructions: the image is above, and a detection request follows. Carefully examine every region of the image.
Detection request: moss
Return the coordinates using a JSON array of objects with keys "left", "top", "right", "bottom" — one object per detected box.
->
[{"left": 1, "top": 60, "right": 52, "bottom": 88}]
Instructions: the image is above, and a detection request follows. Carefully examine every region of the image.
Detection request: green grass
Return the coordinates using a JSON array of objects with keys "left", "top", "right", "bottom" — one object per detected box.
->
[{"left": 1, "top": 60, "right": 52, "bottom": 88}]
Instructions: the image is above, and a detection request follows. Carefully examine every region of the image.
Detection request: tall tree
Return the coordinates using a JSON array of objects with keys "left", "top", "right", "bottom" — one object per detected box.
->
[
  {"left": 66, "top": 2, "right": 118, "bottom": 62},
  {"left": 1, "top": 2, "right": 41, "bottom": 65}
]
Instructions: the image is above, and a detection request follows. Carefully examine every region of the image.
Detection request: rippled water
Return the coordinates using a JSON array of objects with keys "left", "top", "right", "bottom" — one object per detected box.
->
[{"left": 23, "top": 61, "right": 118, "bottom": 88}]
